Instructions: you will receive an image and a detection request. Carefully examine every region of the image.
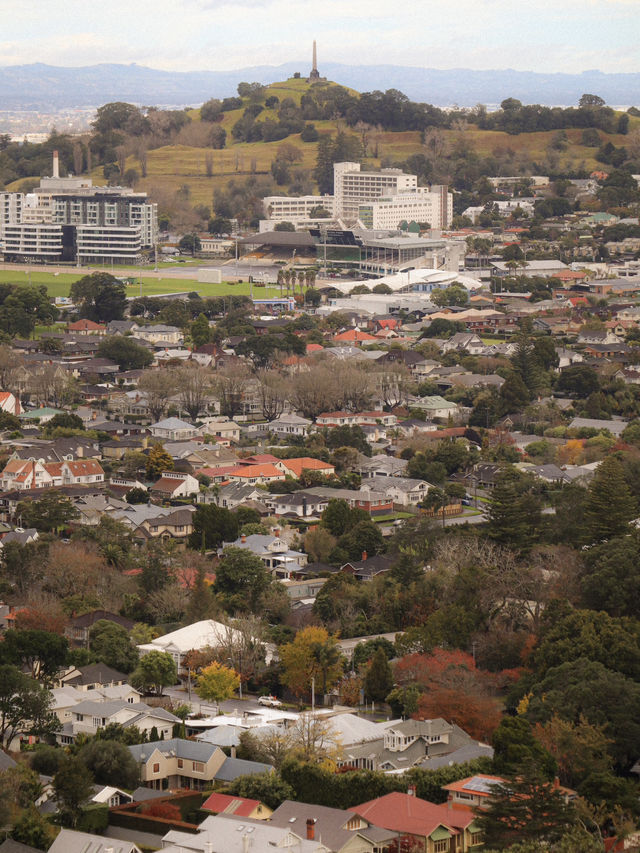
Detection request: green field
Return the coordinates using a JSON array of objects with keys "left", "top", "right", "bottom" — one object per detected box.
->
[{"left": 0, "top": 269, "right": 284, "bottom": 300}]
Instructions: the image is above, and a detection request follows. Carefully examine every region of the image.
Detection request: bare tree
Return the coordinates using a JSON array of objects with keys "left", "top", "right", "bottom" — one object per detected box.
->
[
  {"left": 373, "top": 363, "right": 411, "bottom": 409},
  {"left": 176, "top": 365, "right": 213, "bottom": 421},
  {"left": 137, "top": 370, "right": 179, "bottom": 421},
  {"left": 137, "top": 144, "right": 148, "bottom": 178},
  {"left": 289, "top": 365, "right": 340, "bottom": 421},
  {"left": 0, "top": 345, "right": 23, "bottom": 393},
  {"left": 214, "top": 363, "right": 251, "bottom": 420},
  {"left": 333, "top": 363, "right": 375, "bottom": 412},
  {"left": 257, "top": 369, "right": 288, "bottom": 421}
]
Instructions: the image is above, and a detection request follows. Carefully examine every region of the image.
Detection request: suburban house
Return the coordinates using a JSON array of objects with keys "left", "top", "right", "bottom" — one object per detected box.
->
[
  {"left": 129, "top": 738, "right": 272, "bottom": 791},
  {"left": 0, "top": 458, "right": 105, "bottom": 490},
  {"left": 65, "top": 610, "right": 135, "bottom": 648},
  {"left": 224, "top": 463, "right": 285, "bottom": 485},
  {"left": 270, "top": 491, "right": 330, "bottom": 519},
  {"left": 223, "top": 533, "right": 308, "bottom": 579},
  {"left": 201, "top": 792, "right": 272, "bottom": 820},
  {"left": 58, "top": 663, "right": 128, "bottom": 691},
  {"left": 269, "top": 800, "right": 398, "bottom": 853},
  {"left": 361, "top": 476, "right": 432, "bottom": 507},
  {"left": 150, "top": 418, "right": 200, "bottom": 441},
  {"left": 202, "top": 482, "right": 265, "bottom": 510},
  {"left": 200, "top": 417, "right": 241, "bottom": 443},
  {"left": 279, "top": 457, "right": 336, "bottom": 479},
  {"left": 150, "top": 471, "right": 200, "bottom": 499},
  {"left": 67, "top": 319, "right": 107, "bottom": 335},
  {"left": 267, "top": 413, "right": 312, "bottom": 437},
  {"left": 161, "top": 814, "right": 329, "bottom": 853},
  {"left": 56, "top": 700, "right": 179, "bottom": 745},
  {"left": 134, "top": 324, "right": 183, "bottom": 345}
]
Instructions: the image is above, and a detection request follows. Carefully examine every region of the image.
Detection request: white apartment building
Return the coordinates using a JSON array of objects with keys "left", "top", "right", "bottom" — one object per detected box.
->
[
  {"left": 333, "top": 162, "right": 418, "bottom": 218},
  {"left": 262, "top": 194, "right": 335, "bottom": 222},
  {"left": 358, "top": 185, "right": 453, "bottom": 230}
]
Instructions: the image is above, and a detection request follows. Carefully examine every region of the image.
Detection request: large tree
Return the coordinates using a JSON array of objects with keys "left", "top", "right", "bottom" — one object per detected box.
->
[
  {"left": 0, "top": 665, "right": 60, "bottom": 745},
  {"left": 89, "top": 620, "right": 139, "bottom": 673},
  {"left": 487, "top": 468, "right": 541, "bottom": 552},
  {"left": 583, "top": 454, "right": 637, "bottom": 543},
  {"left": 363, "top": 646, "right": 394, "bottom": 703},
  {"left": 196, "top": 661, "right": 240, "bottom": 706},
  {"left": 213, "top": 547, "right": 271, "bottom": 614},
  {"left": 16, "top": 490, "right": 78, "bottom": 532},
  {"left": 53, "top": 755, "right": 94, "bottom": 827},
  {"left": 137, "top": 370, "right": 179, "bottom": 421},
  {"left": 280, "top": 626, "right": 343, "bottom": 700},
  {"left": 0, "top": 629, "right": 68, "bottom": 682},
  {"left": 188, "top": 504, "right": 238, "bottom": 551},
  {"left": 70, "top": 272, "right": 127, "bottom": 322},
  {"left": 78, "top": 739, "right": 140, "bottom": 789},
  {"left": 130, "top": 650, "right": 177, "bottom": 696},
  {"left": 98, "top": 335, "right": 153, "bottom": 370}
]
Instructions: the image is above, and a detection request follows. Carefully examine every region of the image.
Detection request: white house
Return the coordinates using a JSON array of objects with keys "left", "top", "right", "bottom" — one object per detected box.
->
[
  {"left": 151, "top": 471, "right": 200, "bottom": 499},
  {"left": 361, "top": 476, "right": 433, "bottom": 507},
  {"left": 56, "top": 699, "right": 179, "bottom": 745},
  {"left": 150, "top": 417, "right": 199, "bottom": 441},
  {"left": 267, "top": 413, "right": 313, "bottom": 437}
]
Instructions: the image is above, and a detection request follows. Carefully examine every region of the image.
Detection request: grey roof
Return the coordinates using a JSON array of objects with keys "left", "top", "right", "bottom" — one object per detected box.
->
[
  {"left": 129, "top": 738, "right": 218, "bottom": 764},
  {"left": 71, "top": 700, "right": 178, "bottom": 722},
  {"left": 151, "top": 417, "right": 196, "bottom": 430},
  {"left": 162, "top": 814, "right": 324, "bottom": 853},
  {"left": 270, "top": 800, "right": 396, "bottom": 851},
  {"left": 195, "top": 726, "right": 243, "bottom": 748},
  {"left": 0, "top": 841, "right": 42, "bottom": 853},
  {"left": 569, "top": 417, "right": 628, "bottom": 437},
  {"left": 130, "top": 786, "right": 169, "bottom": 802},
  {"left": 214, "top": 756, "right": 273, "bottom": 782},
  {"left": 48, "top": 829, "right": 141, "bottom": 853},
  {"left": 0, "top": 750, "right": 17, "bottom": 771},
  {"left": 416, "top": 742, "right": 494, "bottom": 770},
  {"left": 64, "top": 663, "right": 127, "bottom": 686}
]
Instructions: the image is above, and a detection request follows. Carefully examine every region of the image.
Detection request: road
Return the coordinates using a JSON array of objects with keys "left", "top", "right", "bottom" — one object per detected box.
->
[{"left": 162, "top": 684, "right": 268, "bottom": 715}]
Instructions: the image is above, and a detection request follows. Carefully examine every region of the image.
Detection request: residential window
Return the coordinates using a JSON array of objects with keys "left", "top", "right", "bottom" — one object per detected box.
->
[
  {"left": 153, "top": 763, "right": 160, "bottom": 773},
  {"left": 434, "top": 840, "right": 449, "bottom": 853},
  {"left": 192, "top": 761, "right": 204, "bottom": 772},
  {"left": 470, "top": 832, "right": 483, "bottom": 846},
  {"left": 177, "top": 759, "right": 183, "bottom": 768}
]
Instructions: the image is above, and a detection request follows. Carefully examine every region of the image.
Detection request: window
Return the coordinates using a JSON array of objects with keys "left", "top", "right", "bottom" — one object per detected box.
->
[
  {"left": 434, "top": 840, "right": 449, "bottom": 853},
  {"left": 153, "top": 763, "right": 160, "bottom": 773},
  {"left": 177, "top": 759, "right": 183, "bottom": 768},
  {"left": 192, "top": 761, "right": 204, "bottom": 773},
  {"left": 470, "top": 832, "right": 483, "bottom": 846}
]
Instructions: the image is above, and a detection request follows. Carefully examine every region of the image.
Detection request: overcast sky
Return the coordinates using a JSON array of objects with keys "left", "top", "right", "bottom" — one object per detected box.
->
[{"left": 1, "top": 0, "right": 638, "bottom": 73}]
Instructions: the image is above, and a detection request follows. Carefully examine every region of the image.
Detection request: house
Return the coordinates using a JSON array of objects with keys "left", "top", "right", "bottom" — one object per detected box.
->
[
  {"left": 267, "top": 413, "right": 312, "bottom": 437},
  {"left": 200, "top": 417, "right": 241, "bottom": 443},
  {"left": 440, "top": 332, "right": 486, "bottom": 354},
  {"left": 361, "top": 476, "right": 432, "bottom": 507},
  {"left": 413, "top": 396, "right": 461, "bottom": 421},
  {"left": 280, "top": 457, "right": 336, "bottom": 479},
  {"left": 356, "top": 456, "right": 407, "bottom": 478},
  {"left": 48, "top": 829, "right": 142, "bottom": 853},
  {"left": 269, "top": 800, "right": 398, "bottom": 853},
  {"left": 349, "top": 791, "right": 480, "bottom": 853},
  {"left": 150, "top": 417, "right": 199, "bottom": 441},
  {"left": 161, "top": 814, "right": 328, "bottom": 853},
  {"left": 201, "top": 792, "right": 272, "bottom": 820},
  {"left": 65, "top": 610, "right": 135, "bottom": 648},
  {"left": 333, "top": 328, "right": 378, "bottom": 345},
  {"left": 303, "top": 486, "right": 393, "bottom": 517},
  {"left": 568, "top": 417, "right": 628, "bottom": 438},
  {"left": 341, "top": 554, "right": 395, "bottom": 582},
  {"left": 270, "top": 491, "right": 329, "bottom": 519},
  {"left": 202, "top": 482, "right": 265, "bottom": 510},
  {"left": 57, "top": 700, "right": 179, "bottom": 745},
  {"left": 50, "top": 684, "right": 142, "bottom": 727},
  {"left": 135, "top": 508, "right": 195, "bottom": 541},
  {"left": 59, "top": 663, "right": 128, "bottom": 691},
  {"left": 134, "top": 324, "right": 183, "bottom": 345},
  {"left": 225, "top": 463, "right": 285, "bottom": 485},
  {"left": 442, "top": 774, "right": 505, "bottom": 810},
  {"left": 67, "top": 319, "right": 106, "bottom": 335},
  {"left": 129, "top": 738, "right": 272, "bottom": 791},
  {"left": 150, "top": 471, "right": 200, "bottom": 499},
  {"left": 91, "top": 785, "right": 134, "bottom": 807},
  {"left": 223, "top": 533, "right": 308, "bottom": 579}
]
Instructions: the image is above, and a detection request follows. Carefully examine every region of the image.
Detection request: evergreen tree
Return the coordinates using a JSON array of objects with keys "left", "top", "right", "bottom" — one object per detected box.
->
[
  {"left": 53, "top": 755, "right": 94, "bottom": 827},
  {"left": 364, "top": 646, "right": 394, "bottom": 703},
  {"left": 487, "top": 469, "right": 541, "bottom": 552},
  {"left": 475, "top": 761, "right": 576, "bottom": 849},
  {"left": 186, "top": 564, "right": 215, "bottom": 621},
  {"left": 510, "top": 335, "right": 544, "bottom": 395},
  {"left": 584, "top": 455, "right": 637, "bottom": 543},
  {"left": 190, "top": 313, "right": 211, "bottom": 349}
]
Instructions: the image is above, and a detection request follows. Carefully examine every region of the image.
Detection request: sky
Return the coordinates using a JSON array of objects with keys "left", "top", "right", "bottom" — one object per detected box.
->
[{"left": 0, "top": 0, "right": 638, "bottom": 74}]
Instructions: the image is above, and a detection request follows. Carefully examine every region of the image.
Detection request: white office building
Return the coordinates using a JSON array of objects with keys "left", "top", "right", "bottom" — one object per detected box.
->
[
  {"left": 333, "top": 162, "right": 418, "bottom": 218},
  {"left": 358, "top": 185, "right": 453, "bottom": 230},
  {"left": 262, "top": 194, "right": 335, "bottom": 222}
]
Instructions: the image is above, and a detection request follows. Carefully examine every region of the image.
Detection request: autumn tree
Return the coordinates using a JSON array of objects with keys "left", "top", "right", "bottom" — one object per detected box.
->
[
  {"left": 280, "top": 626, "right": 343, "bottom": 701},
  {"left": 146, "top": 442, "right": 174, "bottom": 479},
  {"left": 196, "top": 661, "right": 240, "bottom": 705},
  {"left": 213, "top": 547, "right": 271, "bottom": 614}
]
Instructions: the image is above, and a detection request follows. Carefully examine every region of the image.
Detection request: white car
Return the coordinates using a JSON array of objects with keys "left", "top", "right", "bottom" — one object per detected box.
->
[{"left": 257, "top": 695, "right": 282, "bottom": 708}]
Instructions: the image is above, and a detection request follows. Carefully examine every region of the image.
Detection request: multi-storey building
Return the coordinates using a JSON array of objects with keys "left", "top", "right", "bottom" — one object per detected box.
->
[
  {"left": 358, "top": 185, "right": 453, "bottom": 230},
  {"left": 262, "top": 194, "right": 335, "bottom": 222},
  {"left": 333, "top": 161, "right": 418, "bottom": 218},
  {"left": 0, "top": 151, "right": 158, "bottom": 264}
]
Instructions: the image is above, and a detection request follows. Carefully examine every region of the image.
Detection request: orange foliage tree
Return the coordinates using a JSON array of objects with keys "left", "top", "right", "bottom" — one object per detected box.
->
[{"left": 15, "top": 606, "right": 68, "bottom": 635}]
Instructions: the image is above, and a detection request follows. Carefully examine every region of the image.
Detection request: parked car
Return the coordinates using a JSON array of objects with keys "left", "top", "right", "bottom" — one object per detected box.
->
[{"left": 258, "top": 695, "right": 282, "bottom": 708}]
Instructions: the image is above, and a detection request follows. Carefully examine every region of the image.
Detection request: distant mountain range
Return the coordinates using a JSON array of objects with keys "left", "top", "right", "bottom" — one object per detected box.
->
[{"left": 1, "top": 62, "right": 639, "bottom": 110}]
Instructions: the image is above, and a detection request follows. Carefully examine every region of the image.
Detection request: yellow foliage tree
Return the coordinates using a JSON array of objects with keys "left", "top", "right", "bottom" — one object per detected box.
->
[
  {"left": 280, "top": 626, "right": 343, "bottom": 701},
  {"left": 196, "top": 661, "right": 240, "bottom": 706}
]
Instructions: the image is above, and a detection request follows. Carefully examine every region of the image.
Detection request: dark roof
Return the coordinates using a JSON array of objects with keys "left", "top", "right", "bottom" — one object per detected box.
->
[
  {"left": 64, "top": 663, "right": 128, "bottom": 686},
  {"left": 215, "top": 757, "right": 273, "bottom": 782},
  {"left": 0, "top": 750, "right": 17, "bottom": 771},
  {"left": 238, "top": 231, "right": 315, "bottom": 248},
  {"left": 0, "top": 840, "right": 43, "bottom": 853},
  {"left": 68, "top": 610, "right": 134, "bottom": 630}
]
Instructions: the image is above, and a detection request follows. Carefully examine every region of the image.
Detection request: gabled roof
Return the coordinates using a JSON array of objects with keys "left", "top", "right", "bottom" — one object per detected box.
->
[
  {"left": 129, "top": 737, "right": 219, "bottom": 764},
  {"left": 201, "top": 792, "right": 264, "bottom": 817},
  {"left": 349, "top": 792, "right": 460, "bottom": 837}
]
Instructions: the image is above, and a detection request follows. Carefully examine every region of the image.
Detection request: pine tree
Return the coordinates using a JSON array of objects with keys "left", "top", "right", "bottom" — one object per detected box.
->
[
  {"left": 487, "top": 468, "right": 541, "bottom": 552},
  {"left": 584, "top": 455, "right": 637, "bottom": 543},
  {"left": 364, "top": 646, "right": 394, "bottom": 703}
]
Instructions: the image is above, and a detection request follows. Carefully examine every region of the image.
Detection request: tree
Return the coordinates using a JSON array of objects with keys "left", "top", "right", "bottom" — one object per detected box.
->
[
  {"left": 188, "top": 504, "right": 238, "bottom": 550},
  {"left": 579, "top": 93, "right": 606, "bottom": 107},
  {"left": 487, "top": 469, "right": 541, "bottom": 552},
  {"left": 16, "top": 490, "right": 78, "bottom": 532},
  {"left": 97, "top": 335, "right": 153, "bottom": 370},
  {"left": 280, "top": 626, "right": 343, "bottom": 700},
  {"left": 213, "top": 547, "right": 271, "bottom": 613},
  {"left": 0, "top": 630, "right": 68, "bottom": 682},
  {"left": 138, "top": 370, "right": 178, "bottom": 421},
  {"left": 583, "top": 455, "right": 636, "bottom": 543},
  {"left": 581, "top": 530, "right": 640, "bottom": 618},
  {"left": 0, "top": 665, "right": 59, "bottom": 744},
  {"left": 126, "top": 487, "right": 149, "bottom": 504},
  {"left": 475, "top": 762, "right": 577, "bottom": 850},
  {"left": 226, "top": 770, "right": 295, "bottom": 810},
  {"left": 196, "top": 661, "right": 240, "bottom": 706},
  {"left": 89, "top": 620, "right": 139, "bottom": 673},
  {"left": 534, "top": 714, "right": 614, "bottom": 790},
  {"left": 176, "top": 364, "right": 212, "bottom": 420},
  {"left": 130, "top": 650, "right": 177, "bottom": 696},
  {"left": 364, "top": 646, "right": 394, "bottom": 703},
  {"left": 339, "top": 520, "right": 385, "bottom": 560},
  {"left": 53, "top": 755, "right": 94, "bottom": 827},
  {"left": 322, "top": 498, "right": 361, "bottom": 537},
  {"left": 79, "top": 739, "right": 140, "bottom": 789},
  {"left": 146, "top": 442, "right": 174, "bottom": 479},
  {"left": 10, "top": 806, "right": 56, "bottom": 850},
  {"left": 556, "top": 364, "right": 599, "bottom": 398},
  {"left": 191, "top": 313, "right": 211, "bottom": 348},
  {"left": 492, "top": 716, "right": 556, "bottom": 779},
  {"left": 70, "top": 272, "right": 127, "bottom": 322},
  {"left": 179, "top": 233, "right": 201, "bottom": 256}
]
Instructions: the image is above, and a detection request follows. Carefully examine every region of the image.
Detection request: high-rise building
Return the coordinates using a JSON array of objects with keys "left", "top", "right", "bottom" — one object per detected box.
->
[
  {"left": 333, "top": 162, "right": 418, "bottom": 218},
  {"left": 0, "top": 151, "right": 158, "bottom": 264},
  {"left": 358, "top": 185, "right": 453, "bottom": 230}
]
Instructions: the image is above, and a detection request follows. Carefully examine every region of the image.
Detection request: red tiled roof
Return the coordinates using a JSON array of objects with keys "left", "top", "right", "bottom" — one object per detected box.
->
[
  {"left": 201, "top": 792, "right": 262, "bottom": 816},
  {"left": 226, "top": 464, "right": 283, "bottom": 479},
  {"left": 349, "top": 792, "right": 460, "bottom": 837},
  {"left": 282, "top": 457, "right": 335, "bottom": 478}
]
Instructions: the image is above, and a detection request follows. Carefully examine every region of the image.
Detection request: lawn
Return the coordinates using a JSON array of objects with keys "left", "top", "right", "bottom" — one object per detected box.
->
[{"left": 0, "top": 269, "right": 284, "bottom": 300}]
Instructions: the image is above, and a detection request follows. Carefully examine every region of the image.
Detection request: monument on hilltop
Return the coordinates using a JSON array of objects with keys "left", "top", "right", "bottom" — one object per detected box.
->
[{"left": 307, "top": 41, "right": 325, "bottom": 83}]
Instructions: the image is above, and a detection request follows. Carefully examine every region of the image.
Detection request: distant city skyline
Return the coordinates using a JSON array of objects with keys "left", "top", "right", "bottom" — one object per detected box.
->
[{"left": 1, "top": 0, "right": 638, "bottom": 75}]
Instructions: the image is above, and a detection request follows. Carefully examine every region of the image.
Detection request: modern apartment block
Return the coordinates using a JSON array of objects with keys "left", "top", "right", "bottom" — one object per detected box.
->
[
  {"left": 0, "top": 151, "right": 158, "bottom": 264},
  {"left": 333, "top": 161, "right": 418, "bottom": 218},
  {"left": 358, "top": 185, "right": 453, "bottom": 230},
  {"left": 262, "top": 194, "right": 335, "bottom": 222}
]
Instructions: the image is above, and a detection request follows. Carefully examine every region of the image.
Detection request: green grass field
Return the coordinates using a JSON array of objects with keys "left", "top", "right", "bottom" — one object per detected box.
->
[{"left": 0, "top": 269, "right": 284, "bottom": 300}]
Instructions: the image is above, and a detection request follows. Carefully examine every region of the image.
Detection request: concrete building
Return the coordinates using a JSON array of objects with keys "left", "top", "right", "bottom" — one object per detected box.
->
[
  {"left": 333, "top": 162, "right": 417, "bottom": 218},
  {"left": 0, "top": 151, "right": 157, "bottom": 264},
  {"left": 358, "top": 186, "right": 452, "bottom": 230},
  {"left": 262, "top": 194, "right": 335, "bottom": 222}
]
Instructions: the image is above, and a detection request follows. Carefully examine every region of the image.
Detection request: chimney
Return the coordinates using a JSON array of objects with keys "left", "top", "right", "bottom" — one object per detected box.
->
[
  {"left": 361, "top": 550, "right": 367, "bottom": 561},
  {"left": 306, "top": 819, "right": 316, "bottom": 840},
  {"left": 52, "top": 150, "right": 60, "bottom": 179},
  {"left": 241, "top": 534, "right": 246, "bottom": 543},
  {"left": 407, "top": 785, "right": 416, "bottom": 797},
  {"left": 273, "top": 527, "right": 280, "bottom": 537}
]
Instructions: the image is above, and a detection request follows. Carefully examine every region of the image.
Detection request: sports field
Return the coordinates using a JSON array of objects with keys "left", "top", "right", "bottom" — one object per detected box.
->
[{"left": 0, "top": 269, "right": 284, "bottom": 300}]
